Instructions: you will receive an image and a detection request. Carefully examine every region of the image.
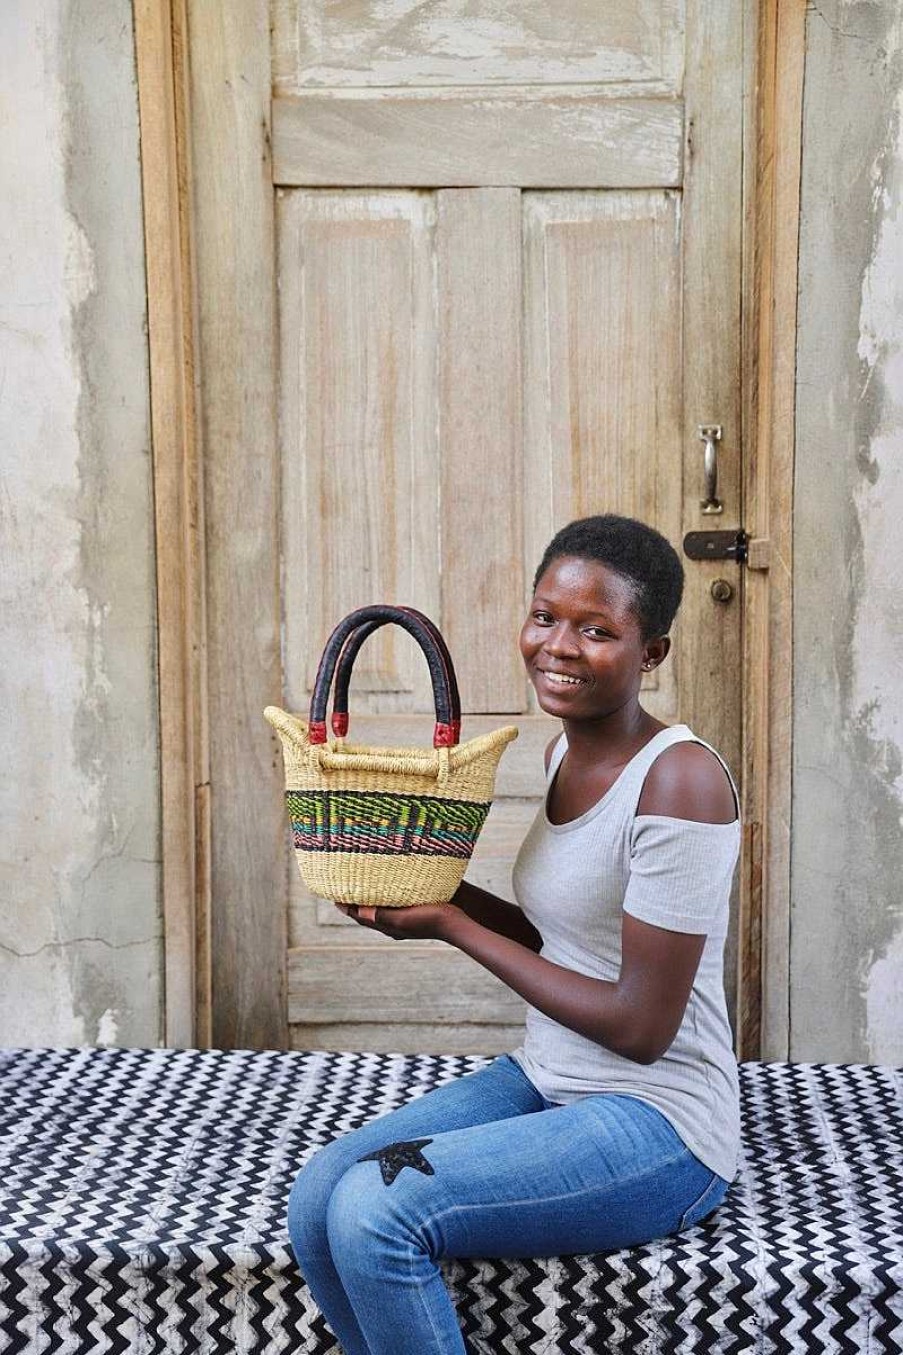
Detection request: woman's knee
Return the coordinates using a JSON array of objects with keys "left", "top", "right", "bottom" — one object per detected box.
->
[
  {"left": 325, "top": 1161, "right": 428, "bottom": 1275},
  {"left": 286, "top": 1137, "right": 357, "bottom": 1259}
]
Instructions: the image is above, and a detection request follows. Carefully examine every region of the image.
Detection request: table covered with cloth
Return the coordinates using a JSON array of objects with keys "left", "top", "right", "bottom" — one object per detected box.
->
[{"left": 0, "top": 1047, "right": 901, "bottom": 1354}]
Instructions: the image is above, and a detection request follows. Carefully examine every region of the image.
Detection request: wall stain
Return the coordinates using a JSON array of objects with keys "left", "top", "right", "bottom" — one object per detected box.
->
[
  {"left": 794, "top": 0, "right": 903, "bottom": 1060},
  {"left": 60, "top": 0, "right": 162, "bottom": 1045}
]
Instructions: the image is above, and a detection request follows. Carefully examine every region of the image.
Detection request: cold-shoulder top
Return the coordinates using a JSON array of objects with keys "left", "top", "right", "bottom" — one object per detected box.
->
[{"left": 509, "top": 723, "right": 742, "bottom": 1182}]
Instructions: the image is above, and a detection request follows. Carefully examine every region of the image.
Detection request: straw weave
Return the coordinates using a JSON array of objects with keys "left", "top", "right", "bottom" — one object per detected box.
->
[{"left": 264, "top": 707, "right": 517, "bottom": 906}]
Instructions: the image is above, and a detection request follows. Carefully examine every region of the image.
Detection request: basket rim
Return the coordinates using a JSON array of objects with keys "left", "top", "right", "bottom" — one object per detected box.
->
[{"left": 264, "top": 706, "right": 517, "bottom": 777}]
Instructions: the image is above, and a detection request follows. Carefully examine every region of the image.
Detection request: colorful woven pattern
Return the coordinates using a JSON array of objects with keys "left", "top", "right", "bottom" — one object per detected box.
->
[{"left": 287, "top": 789, "right": 489, "bottom": 859}]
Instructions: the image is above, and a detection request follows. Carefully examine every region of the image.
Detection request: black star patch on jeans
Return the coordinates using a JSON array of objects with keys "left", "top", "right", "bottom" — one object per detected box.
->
[{"left": 357, "top": 1138, "right": 436, "bottom": 1186}]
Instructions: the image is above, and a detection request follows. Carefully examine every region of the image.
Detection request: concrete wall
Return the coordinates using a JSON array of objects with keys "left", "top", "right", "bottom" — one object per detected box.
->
[
  {"left": 0, "top": 1, "right": 162, "bottom": 1046},
  {"left": 792, "top": 0, "right": 903, "bottom": 1061}
]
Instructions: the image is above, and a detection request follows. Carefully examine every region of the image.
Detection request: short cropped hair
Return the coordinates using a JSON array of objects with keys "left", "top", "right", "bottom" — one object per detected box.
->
[{"left": 532, "top": 514, "right": 684, "bottom": 641}]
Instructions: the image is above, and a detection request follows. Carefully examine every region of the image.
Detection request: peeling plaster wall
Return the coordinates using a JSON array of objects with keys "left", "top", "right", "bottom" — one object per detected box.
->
[
  {"left": 0, "top": 2, "right": 162, "bottom": 1045},
  {"left": 793, "top": 0, "right": 903, "bottom": 1061}
]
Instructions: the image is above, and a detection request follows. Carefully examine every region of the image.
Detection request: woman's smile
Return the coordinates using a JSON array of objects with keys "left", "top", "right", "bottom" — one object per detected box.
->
[{"left": 536, "top": 668, "right": 586, "bottom": 688}]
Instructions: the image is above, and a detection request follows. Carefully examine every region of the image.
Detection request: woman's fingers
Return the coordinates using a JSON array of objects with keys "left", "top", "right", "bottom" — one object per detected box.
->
[
  {"left": 333, "top": 901, "right": 450, "bottom": 942},
  {"left": 334, "top": 902, "right": 381, "bottom": 926}
]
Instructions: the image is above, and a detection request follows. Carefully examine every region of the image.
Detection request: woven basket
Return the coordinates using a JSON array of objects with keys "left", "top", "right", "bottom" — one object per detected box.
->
[{"left": 264, "top": 605, "right": 518, "bottom": 907}]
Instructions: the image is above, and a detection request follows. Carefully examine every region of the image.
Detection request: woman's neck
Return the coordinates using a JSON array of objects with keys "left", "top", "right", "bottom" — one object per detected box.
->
[{"left": 560, "top": 703, "right": 665, "bottom": 769}]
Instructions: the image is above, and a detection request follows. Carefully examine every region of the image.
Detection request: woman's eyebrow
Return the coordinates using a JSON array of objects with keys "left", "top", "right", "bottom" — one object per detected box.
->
[{"left": 532, "top": 596, "right": 619, "bottom": 624}]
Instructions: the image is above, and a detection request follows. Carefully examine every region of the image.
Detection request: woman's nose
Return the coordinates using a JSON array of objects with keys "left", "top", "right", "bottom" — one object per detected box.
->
[{"left": 543, "top": 624, "right": 580, "bottom": 657}]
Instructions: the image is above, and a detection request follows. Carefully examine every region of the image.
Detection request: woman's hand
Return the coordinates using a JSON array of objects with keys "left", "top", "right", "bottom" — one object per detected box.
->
[{"left": 335, "top": 901, "right": 463, "bottom": 943}]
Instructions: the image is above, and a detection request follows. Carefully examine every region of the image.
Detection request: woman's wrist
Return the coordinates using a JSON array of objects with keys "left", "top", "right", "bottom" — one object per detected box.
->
[{"left": 439, "top": 901, "right": 477, "bottom": 947}]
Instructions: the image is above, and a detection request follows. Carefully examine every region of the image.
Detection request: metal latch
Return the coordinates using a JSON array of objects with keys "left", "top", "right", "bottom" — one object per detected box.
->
[
  {"left": 683, "top": 530, "right": 748, "bottom": 563},
  {"left": 683, "top": 531, "right": 771, "bottom": 570}
]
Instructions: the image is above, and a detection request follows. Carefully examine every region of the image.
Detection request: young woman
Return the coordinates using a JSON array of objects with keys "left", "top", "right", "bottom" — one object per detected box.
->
[{"left": 286, "top": 513, "right": 741, "bottom": 1355}]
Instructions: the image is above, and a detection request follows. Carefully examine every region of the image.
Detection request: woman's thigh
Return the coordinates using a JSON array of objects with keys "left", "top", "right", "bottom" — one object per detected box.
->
[
  {"left": 326, "top": 1090, "right": 728, "bottom": 1260},
  {"left": 287, "top": 1054, "right": 546, "bottom": 1239}
]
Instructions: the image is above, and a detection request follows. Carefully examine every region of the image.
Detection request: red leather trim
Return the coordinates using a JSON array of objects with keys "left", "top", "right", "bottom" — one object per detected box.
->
[
  {"left": 331, "top": 712, "right": 349, "bottom": 737},
  {"left": 309, "top": 720, "right": 328, "bottom": 745},
  {"left": 433, "top": 721, "right": 460, "bottom": 748}
]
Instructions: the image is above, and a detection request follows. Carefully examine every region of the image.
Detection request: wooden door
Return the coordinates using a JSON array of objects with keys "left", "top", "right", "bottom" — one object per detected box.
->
[{"left": 184, "top": 1, "right": 745, "bottom": 1052}]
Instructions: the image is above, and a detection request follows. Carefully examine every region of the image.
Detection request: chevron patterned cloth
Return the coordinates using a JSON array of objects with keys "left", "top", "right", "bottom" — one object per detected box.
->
[{"left": 1, "top": 1048, "right": 901, "bottom": 1354}]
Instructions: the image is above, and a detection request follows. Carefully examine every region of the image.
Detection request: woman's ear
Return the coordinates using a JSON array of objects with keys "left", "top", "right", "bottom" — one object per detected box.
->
[{"left": 641, "top": 635, "right": 671, "bottom": 671}]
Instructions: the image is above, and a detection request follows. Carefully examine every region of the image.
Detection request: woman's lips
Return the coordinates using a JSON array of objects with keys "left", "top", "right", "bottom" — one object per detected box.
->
[{"left": 536, "top": 667, "right": 586, "bottom": 691}]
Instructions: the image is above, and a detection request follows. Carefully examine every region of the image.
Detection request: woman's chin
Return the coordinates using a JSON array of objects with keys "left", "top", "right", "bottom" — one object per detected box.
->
[{"left": 532, "top": 682, "right": 584, "bottom": 717}]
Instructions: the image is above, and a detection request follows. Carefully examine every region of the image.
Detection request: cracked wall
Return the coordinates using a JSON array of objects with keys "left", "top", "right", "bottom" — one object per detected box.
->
[
  {"left": 793, "top": 0, "right": 903, "bottom": 1060},
  {"left": 0, "top": 1, "right": 162, "bottom": 1045}
]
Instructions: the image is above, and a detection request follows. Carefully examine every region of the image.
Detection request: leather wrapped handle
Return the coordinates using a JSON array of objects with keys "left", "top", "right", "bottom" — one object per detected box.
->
[
  {"left": 330, "top": 607, "right": 461, "bottom": 744},
  {"left": 309, "top": 605, "right": 461, "bottom": 749}
]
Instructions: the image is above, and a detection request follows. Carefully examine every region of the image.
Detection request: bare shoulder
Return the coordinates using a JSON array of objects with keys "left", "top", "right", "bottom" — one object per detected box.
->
[{"left": 637, "top": 741, "right": 738, "bottom": 823}]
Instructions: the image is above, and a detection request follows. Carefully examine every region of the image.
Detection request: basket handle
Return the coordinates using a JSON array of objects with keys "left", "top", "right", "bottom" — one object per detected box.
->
[
  {"left": 309, "top": 605, "right": 461, "bottom": 749},
  {"left": 330, "top": 607, "right": 461, "bottom": 744}
]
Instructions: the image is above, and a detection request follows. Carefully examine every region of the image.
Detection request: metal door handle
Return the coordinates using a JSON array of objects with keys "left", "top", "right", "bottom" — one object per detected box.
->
[{"left": 698, "top": 424, "right": 723, "bottom": 514}]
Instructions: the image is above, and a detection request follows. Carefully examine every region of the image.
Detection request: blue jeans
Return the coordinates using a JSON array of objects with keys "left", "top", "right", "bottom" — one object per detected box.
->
[{"left": 286, "top": 1053, "right": 729, "bottom": 1355}]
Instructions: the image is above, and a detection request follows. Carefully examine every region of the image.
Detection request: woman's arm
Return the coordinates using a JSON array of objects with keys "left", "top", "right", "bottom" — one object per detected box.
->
[
  {"left": 440, "top": 907, "right": 704, "bottom": 1064},
  {"left": 451, "top": 880, "right": 543, "bottom": 952},
  {"left": 346, "top": 899, "right": 701, "bottom": 1064}
]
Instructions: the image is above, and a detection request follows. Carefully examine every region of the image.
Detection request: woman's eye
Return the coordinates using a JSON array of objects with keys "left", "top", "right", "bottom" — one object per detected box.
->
[
  {"left": 585, "top": 628, "right": 610, "bottom": 640},
  {"left": 532, "top": 611, "right": 553, "bottom": 624}
]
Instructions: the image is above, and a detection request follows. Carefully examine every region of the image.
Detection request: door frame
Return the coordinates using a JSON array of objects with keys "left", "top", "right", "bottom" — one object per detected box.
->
[
  {"left": 739, "top": 0, "right": 806, "bottom": 1060},
  {"left": 135, "top": 0, "right": 805, "bottom": 1056},
  {"left": 135, "top": 0, "right": 211, "bottom": 1047}
]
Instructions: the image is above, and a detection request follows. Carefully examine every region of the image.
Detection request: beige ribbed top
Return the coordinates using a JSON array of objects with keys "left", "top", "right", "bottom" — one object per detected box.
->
[{"left": 509, "top": 724, "right": 741, "bottom": 1182}]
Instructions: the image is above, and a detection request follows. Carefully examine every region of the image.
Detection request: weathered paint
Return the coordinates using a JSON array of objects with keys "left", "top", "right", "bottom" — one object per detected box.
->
[
  {"left": 857, "top": 41, "right": 903, "bottom": 1063},
  {"left": 0, "top": 1, "right": 162, "bottom": 1045},
  {"left": 793, "top": 0, "right": 903, "bottom": 1060},
  {"left": 274, "top": 0, "right": 686, "bottom": 91}
]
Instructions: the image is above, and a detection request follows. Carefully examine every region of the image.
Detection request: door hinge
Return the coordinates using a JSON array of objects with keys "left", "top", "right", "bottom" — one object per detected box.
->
[{"left": 683, "top": 531, "right": 771, "bottom": 570}]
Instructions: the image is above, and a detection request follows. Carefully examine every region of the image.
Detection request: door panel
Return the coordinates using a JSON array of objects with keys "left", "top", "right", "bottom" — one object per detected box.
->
[
  {"left": 522, "top": 191, "right": 682, "bottom": 727},
  {"left": 279, "top": 191, "right": 440, "bottom": 709},
  {"left": 272, "top": 0, "right": 686, "bottom": 90},
  {"left": 272, "top": 92, "right": 683, "bottom": 189},
  {"left": 437, "top": 189, "right": 524, "bottom": 712}
]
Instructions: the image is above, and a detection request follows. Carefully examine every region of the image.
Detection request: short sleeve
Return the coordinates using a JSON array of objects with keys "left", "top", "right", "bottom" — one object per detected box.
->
[{"left": 622, "top": 814, "right": 741, "bottom": 935}]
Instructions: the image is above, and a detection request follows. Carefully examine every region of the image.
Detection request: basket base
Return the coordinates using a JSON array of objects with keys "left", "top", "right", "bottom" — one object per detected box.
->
[{"left": 295, "top": 851, "right": 467, "bottom": 908}]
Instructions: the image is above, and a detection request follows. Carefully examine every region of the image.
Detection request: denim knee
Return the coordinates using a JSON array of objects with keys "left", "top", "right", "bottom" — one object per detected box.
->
[
  {"left": 287, "top": 1139, "right": 354, "bottom": 1263},
  {"left": 325, "top": 1162, "right": 428, "bottom": 1276}
]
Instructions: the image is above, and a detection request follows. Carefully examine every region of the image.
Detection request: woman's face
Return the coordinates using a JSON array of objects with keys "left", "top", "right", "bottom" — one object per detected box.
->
[{"left": 519, "top": 555, "right": 667, "bottom": 721}]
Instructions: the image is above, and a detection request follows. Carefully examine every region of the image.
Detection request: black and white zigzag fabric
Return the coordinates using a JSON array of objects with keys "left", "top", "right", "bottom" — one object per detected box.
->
[{"left": 1, "top": 1048, "right": 901, "bottom": 1353}]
